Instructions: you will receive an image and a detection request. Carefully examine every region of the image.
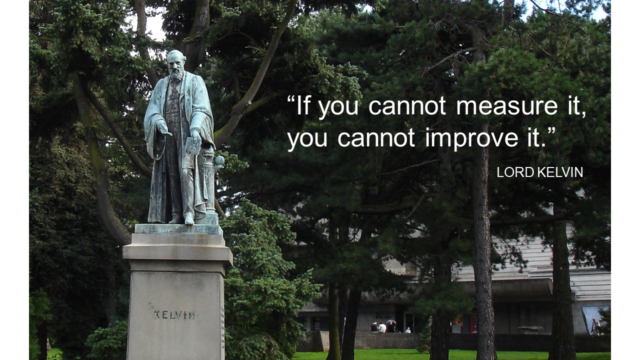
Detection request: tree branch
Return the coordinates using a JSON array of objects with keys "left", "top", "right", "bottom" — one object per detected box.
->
[
  {"left": 333, "top": 196, "right": 420, "bottom": 215},
  {"left": 80, "top": 80, "right": 152, "bottom": 178},
  {"left": 405, "top": 193, "right": 427, "bottom": 219},
  {"left": 529, "top": 0, "right": 588, "bottom": 33},
  {"left": 422, "top": 47, "right": 475, "bottom": 76},
  {"left": 215, "top": 199, "right": 227, "bottom": 219},
  {"left": 380, "top": 159, "right": 439, "bottom": 176},
  {"left": 231, "top": 69, "right": 241, "bottom": 103},
  {"left": 72, "top": 73, "right": 132, "bottom": 246},
  {"left": 491, "top": 213, "right": 572, "bottom": 227},
  {"left": 353, "top": 202, "right": 414, "bottom": 215},
  {"left": 133, "top": 0, "right": 159, "bottom": 87},
  {"left": 214, "top": 0, "right": 298, "bottom": 148},
  {"left": 245, "top": 92, "right": 285, "bottom": 115},
  {"left": 526, "top": 35, "right": 556, "bottom": 59},
  {"left": 529, "top": 0, "right": 560, "bottom": 15}
]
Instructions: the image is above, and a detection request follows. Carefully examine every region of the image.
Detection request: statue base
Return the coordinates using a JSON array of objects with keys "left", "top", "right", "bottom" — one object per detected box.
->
[
  {"left": 195, "top": 209, "right": 222, "bottom": 233},
  {"left": 123, "top": 224, "right": 232, "bottom": 360}
]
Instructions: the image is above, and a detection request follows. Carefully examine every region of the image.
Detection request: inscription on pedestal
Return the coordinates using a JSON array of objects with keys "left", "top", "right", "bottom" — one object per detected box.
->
[{"left": 153, "top": 310, "right": 197, "bottom": 320}]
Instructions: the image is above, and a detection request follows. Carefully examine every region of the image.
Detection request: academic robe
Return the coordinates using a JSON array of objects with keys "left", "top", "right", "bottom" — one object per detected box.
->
[{"left": 144, "top": 72, "right": 215, "bottom": 223}]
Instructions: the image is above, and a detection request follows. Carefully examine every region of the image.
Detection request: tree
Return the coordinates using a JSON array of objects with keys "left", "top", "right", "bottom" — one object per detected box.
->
[
  {"left": 29, "top": 134, "right": 130, "bottom": 358},
  {"left": 85, "top": 321, "right": 129, "bottom": 360},
  {"left": 215, "top": 2, "right": 509, "bottom": 357},
  {"left": 207, "top": 8, "right": 409, "bottom": 359},
  {"left": 221, "top": 199, "right": 321, "bottom": 360},
  {"left": 302, "top": 3, "right": 518, "bottom": 359},
  {"left": 458, "top": 5, "right": 610, "bottom": 359},
  {"left": 597, "top": 307, "right": 611, "bottom": 340},
  {"left": 29, "top": 287, "right": 52, "bottom": 360}
]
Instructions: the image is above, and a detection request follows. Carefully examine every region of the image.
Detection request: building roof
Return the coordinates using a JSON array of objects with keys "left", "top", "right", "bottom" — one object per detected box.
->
[{"left": 454, "top": 238, "right": 610, "bottom": 302}]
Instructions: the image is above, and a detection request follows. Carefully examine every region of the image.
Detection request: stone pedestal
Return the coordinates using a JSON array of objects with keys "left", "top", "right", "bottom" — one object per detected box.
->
[{"left": 123, "top": 224, "right": 232, "bottom": 360}]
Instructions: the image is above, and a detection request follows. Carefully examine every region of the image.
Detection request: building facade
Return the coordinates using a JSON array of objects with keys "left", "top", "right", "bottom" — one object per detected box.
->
[{"left": 297, "top": 238, "right": 610, "bottom": 335}]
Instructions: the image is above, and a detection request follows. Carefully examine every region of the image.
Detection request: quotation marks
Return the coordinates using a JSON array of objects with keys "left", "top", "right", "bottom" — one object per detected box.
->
[
  {"left": 287, "top": 95, "right": 295, "bottom": 102},
  {"left": 527, "top": 127, "right": 556, "bottom": 148},
  {"left": 543, "top": 127, "right": 556, "bottom": 147}
]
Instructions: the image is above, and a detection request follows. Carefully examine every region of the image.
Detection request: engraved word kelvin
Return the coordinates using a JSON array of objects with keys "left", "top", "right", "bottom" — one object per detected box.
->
[{"left": 153, "top": 310, "right": 196, "bottom": 320}]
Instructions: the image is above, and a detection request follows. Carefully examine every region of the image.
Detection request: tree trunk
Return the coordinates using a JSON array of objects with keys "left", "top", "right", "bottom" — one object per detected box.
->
[
  {"left": 72, "top": 74, "right": 132, "bottom": 246},
  {"left": 37, "top": 321, "right": 47, "bottom": 360},
  {"left": 473, "top": 124, "right": 496, "bottom": 360},
  {"left": 502, "top": 0, "right": 515, "bottom": 28},
  {"left": 326, "top": 282, "right": 342, "bottom": 360},
  {"left": 430, "top": 77, "right": 455, "bottom": 360},
  {"left": 104, "top": 266, "right": 118, "bottom": 327},
  {"left": 341, "top": 288, "right": 362, "bottom": 360},
  {"left": 133, "top": 0, "right": 159, "bottom": 87},
  {"left": 470, "top": 21, "right": 496, "bottom": 360},
  {"left": 431, "top": 261, "right": 453, "bottom": 360},
  {"left": 181, "top": 0, "right": 210, "bottom": 72},
  {"left": 338, "top": 286, "right": 348, "bottom": 348},
  {"left": 549, "top": 207, "right": 576, "bottom": 360}
]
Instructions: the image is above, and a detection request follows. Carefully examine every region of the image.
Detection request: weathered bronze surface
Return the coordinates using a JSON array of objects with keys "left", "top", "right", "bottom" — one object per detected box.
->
[{"left": 143, "top": 50, "right": 217, "bottom": 225}]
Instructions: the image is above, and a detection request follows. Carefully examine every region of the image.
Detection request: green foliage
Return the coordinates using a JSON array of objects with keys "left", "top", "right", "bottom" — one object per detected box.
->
[
  {"left": 49, "top": 0, "right": 148, "bottom": 93},
  {"left": 30, "top": 133, "right": 130, "bottom": 358},
  {"left": 460, "top": 9, "right": 611, "bottom": 268},
  {"left": 29, "top": 288, "right": 52, "bottom": 360},
  {"left": 85, "top": 321, "right": 128, "bottom": 360},
  {"left": 597, "top": 308, "right": 610, "bottom": 338},
  {"left": 222, "top": 200, "right": 321, "bottom": 360},
  {"left": 227, "top": 333, "right": 289, "bottom": 360},
  {"left": 415, "top": 317, "right": 432, "bottom": 354},
  {"left": 217, "top": 151, "right": 250, "bottom": 174},
  {"left": 411, "top": 281, "right": 473, "bottom": 323},
  {"left": 48, "top": 348, "right": 64, "bottom": 359}
]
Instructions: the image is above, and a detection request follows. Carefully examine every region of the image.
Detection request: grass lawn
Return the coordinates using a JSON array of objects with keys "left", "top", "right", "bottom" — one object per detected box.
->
[
  {"left": 48, "top": 347, "right": 611, "bottom": 360},
  {"left": 293, "top": 349, "right": 611, "bottom": 360},
  {"left": 47, "top": 348, "right": 63, "bottom": 360}
]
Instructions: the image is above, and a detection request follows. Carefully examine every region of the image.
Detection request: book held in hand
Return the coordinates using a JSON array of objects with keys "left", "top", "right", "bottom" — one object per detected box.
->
[{"left": 185, "top": 136, "right": 202, "bottom": 156}]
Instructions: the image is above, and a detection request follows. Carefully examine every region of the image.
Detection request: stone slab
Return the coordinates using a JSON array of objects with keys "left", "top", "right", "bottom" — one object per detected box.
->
[
  {"left": 127, "top": 271, "right": 225, "bottom": 360},
  {"left": 124, "top": 245, "right": 233, "bottom": 264},
  {"left": 135, "top": 223, "right": 222, "bottom": 235},
  {"left": 132, "top": 233, "right": 224, "bottom": 246},
  {"left": 129, "top": 260, "right": 227, "bottom": 273}
]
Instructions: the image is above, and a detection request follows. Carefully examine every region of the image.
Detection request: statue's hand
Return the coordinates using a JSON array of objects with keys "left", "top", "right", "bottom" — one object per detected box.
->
[
  {"left": 157, "top": 119, "right": 172, "bottom": 137},
  {"left": 191, "top": 129, "right": 201, "bottom": 142},
  {"left": 186, "top": 130, "right": 202, "bottom": 155},
  {"left": 192, "top": 130, "right": 202, "bottom": 150}
]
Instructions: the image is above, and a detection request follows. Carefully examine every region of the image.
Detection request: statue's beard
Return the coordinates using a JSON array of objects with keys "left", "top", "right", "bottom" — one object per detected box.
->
[{"left": 170, "top": 69, "right": 184, "bottom": 81}]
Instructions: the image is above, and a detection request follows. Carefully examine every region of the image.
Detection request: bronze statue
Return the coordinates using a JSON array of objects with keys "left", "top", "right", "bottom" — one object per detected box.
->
[{"left": 144, "top": 50, "right": 217, "bottom": 225}]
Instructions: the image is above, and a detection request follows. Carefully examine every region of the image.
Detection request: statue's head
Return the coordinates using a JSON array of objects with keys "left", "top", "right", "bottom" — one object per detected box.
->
[{"left": 167, "top": 50, "right": 186, "bottom": 82}]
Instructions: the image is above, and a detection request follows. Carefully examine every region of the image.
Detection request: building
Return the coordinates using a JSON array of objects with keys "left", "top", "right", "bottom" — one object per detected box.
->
[{"left": 296, "top": 237, "right": 610, "bottom": 336}]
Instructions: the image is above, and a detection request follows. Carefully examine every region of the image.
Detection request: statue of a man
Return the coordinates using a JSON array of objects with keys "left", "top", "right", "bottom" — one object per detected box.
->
[{"left": 144, "top": 50, "right": 215, "bottom": 225}]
